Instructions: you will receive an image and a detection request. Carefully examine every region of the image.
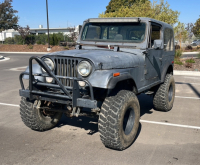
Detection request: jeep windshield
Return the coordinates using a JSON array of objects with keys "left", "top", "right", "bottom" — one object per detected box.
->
[{"left": 81, "top": 22, "right": 146, "bottom": 43}]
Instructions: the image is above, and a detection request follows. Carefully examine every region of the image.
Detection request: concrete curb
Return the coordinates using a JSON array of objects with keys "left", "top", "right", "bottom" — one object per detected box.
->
[
  {"left": 174, "top": 70, "right": 200, "bottom": 77},
  {"left": 0, "top": 55, "right": 4, "bottom": 60},
  {"left": 0, "top": 52, "right": 47, "bottom": 54},
  {"left": 182, "top": 52, "right": 199, "bottom": 55}
]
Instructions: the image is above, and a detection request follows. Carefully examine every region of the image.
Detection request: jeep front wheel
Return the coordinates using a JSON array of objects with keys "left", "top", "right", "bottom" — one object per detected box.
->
[
  {"left": 98, "top": 90, "right": 140, "bottom": 150},
  {"left": 20, "top": 97, "right": 63, "bottom": 131}
]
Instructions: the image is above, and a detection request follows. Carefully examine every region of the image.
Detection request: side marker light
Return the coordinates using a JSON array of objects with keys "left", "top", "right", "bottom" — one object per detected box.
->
[{"left": 113, "top": 72, "right": 120, "bottom": 77}]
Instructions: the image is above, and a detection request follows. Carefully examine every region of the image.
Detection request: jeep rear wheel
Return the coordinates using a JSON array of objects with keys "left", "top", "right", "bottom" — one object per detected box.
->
[
  {"left": 153, "top": 74, "right": 175, "bottom": 112},
  {"left": 20, "top": 97, "right": 62, "bottom": 131},
  {"left": 98, "top": 90, "right": 140, "bottom": 150}
]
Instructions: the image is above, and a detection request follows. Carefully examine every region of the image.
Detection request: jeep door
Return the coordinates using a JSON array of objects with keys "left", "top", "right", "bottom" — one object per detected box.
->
[
  {"left": 145, "top": 22, "right": 163, "bottom": 80},
  {"left": 162, "top": 28, "right": 175, "bottom": 78}
]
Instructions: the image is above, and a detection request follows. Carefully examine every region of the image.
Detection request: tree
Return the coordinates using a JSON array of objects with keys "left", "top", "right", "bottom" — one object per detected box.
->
[
  {"left": 174, "top": 22, "right": 188, "bottom": 47},
  {"left": 105, "top": 0, "right": 147, "bottom": 14},
  {"left": 185, "top": 23, "right": 194, "bottom": 43},
  {"left": 192, "top": 16, "right": 200, "bottom": 38},
  {"left": 68, "top": 27, "right": 78, "bottom": 41},
  {"left": 99, "top": 0, "right": 180, "bottom": 26},
  {"left": 185, "top": 23, "right": 194, "bottom": 38},
  {"left": 17, "top": 25, "right": 30, "bottom": 45},
  {"left": 0, "top": 0, "right": 19, "bottom": 32}
]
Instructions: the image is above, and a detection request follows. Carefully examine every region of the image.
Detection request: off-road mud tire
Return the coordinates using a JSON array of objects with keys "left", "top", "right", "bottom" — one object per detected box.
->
[
  {"left": 98, "top": 90, "right": 140, "bottom": 150},
  {"left": 20, "top": 97, "right": 63, "bottom": 131},
  {"left": 153, "top": 74, "right": 175, "bottom": 112}
]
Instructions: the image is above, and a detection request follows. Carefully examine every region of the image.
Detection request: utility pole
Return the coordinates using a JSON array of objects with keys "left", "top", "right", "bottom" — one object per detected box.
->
[
  {"left": 46, "top": 0, "right": 51, "bottom": 51},
  {"left": 0, "top": 14, "right": 4, "bottom": 44}
]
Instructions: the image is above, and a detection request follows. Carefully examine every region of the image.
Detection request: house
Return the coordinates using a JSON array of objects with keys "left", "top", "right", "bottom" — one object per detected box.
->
[
  {"left": 29, "top": 25, "right": 76, "bottom": 36},
  {"left": 0, "top": 29, "right": 19, "bottom": 42},
  {"left": 0, "top": 25, "right": 81, "bottom": 42}
]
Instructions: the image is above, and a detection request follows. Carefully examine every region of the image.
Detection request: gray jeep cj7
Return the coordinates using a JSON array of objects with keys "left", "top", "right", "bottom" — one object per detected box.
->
[{"left": 19, "top": 17, "right": 175, "bottom": 150}]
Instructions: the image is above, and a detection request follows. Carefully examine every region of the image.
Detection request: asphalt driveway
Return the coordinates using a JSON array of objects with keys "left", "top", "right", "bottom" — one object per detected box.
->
[{"left": 0, "top": 53, "right": 200, "bottom": 165}]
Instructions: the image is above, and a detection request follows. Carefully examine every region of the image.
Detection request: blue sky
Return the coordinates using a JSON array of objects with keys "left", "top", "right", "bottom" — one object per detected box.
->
[{"left": 12, "top": 0, "right": 200, "bottom": 28}]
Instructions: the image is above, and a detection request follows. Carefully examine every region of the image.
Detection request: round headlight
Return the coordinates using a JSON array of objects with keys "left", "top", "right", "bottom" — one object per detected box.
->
[
  {"left": 77, "top": 61, "right": 92, "bottom": 77},
  {"left": 42, "top": 58, "right": 55, "bottom": 72}
]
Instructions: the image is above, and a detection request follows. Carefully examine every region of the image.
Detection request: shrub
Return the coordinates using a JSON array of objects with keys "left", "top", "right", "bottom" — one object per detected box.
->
[
  {"left": 185, "top": 62, "right": 192, "bottom": 68},
  {"left": 36, "top": 40, "right": 42, "bottom": 45},
  {"left": 175, "top": 45, "right": 180, "bottom": 50},
  {"left": 185, "top": 58, "right": 195, "bottom": 63},
  {"left": 175, "top": 49, "right": 182, "bottom": 58},
  {"left": 56, "top": 32, "right": 65, "bottom": 42},
  {"left": 185, "top": 45, "right": 193, "bottom": 50},
  {"left": 64, "top": 35, "right": 73, "bottom": 42},
  {"left": 49, "top": 33, "right": 72, "bottom": 45},
  {"left": 174, "top": 59, "right": 183, "bottom": 65},
  {"left": 29, "top": 45, "right": 33, "bottom": 49},
  {"left": 14, "top": 35, "right": 24, "bottom": 45},
  {"left": 64, "top": 46, "right": 69, "bottom": 50},
  {"left": 12, "top": 33, "right": 69, "bottom": 45},
  {"left": 35, "top": 34, "right": 47, "bottom": 45},
  {"left": 25, "top": 35, "right": 35, "bottom": 45},
  {"left": 50, "top": 33, "right": 59, "bottom": 45},
  {"left": 4, "top": 37, "right": 15, "bottom": 44}
]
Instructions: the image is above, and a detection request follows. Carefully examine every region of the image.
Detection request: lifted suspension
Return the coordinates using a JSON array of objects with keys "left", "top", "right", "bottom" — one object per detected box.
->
[{"left": 33, "top": 100, "right": 100, "bottom": 118}]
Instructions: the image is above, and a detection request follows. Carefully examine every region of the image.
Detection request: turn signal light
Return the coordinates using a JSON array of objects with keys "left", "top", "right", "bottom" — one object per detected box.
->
[{"left": 113, "top": 72, "right": 120, "bottom": 77}]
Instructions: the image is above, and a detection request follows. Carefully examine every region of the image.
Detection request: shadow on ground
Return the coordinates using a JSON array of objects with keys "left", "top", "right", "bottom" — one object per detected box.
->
[
  {"left": 56, "top": 93, "right": 154, "bottom": 137},
  {"left": 175, "top": 82, "right": 200, "bottom": 98},
  {"left": 138, "top": 93, "right": 154, "bottom": 117},
  {"left": 57, "top": 115, "right": 98, "bottom": 135}
]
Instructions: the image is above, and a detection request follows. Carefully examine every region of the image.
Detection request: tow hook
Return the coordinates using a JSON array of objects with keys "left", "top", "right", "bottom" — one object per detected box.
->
[
  {"left": 33, "top": 100, "right": 41, "bottom": 109},
  {"left": 70, "top": 107, "right": 81, "bottom": 117}
]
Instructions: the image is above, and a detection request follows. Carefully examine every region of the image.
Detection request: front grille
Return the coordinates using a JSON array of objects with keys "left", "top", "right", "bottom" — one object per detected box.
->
[{"left": 54, "top": 58, "right": 80, "bottom": 87}]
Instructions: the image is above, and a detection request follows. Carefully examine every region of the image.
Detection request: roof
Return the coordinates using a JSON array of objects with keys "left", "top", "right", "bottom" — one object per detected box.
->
[
  {"left": 85, "top": 17, "right": 173, "bottom": 29},
  {"left": 30, "top": 27, "right": 75, "bottom": 31},
  {"left": 2, "top": 29, "right": 18, "bottom": 33}
]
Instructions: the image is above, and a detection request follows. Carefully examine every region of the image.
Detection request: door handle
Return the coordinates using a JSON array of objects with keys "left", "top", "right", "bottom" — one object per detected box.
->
[{"left": 159, "top": 58, "right": 162, "bottom": 61}]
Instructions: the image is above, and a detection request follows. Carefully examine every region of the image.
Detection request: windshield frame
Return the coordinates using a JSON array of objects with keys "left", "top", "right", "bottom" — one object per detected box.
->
[{"left": 80, "top": 21, "right": 147, "bottom": 45}]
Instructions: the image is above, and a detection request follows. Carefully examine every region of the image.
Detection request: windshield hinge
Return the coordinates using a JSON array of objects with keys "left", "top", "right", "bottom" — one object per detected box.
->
[
  {"left": 114, "top": 46, "right": 120, "bottom": 52},
  {"left": 76, "top": 45, "right": 82, "bottom": 49}
]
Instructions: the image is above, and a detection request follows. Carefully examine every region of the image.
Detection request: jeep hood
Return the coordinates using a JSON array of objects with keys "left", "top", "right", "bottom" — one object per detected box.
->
[{"left": 47, "top": 49, "right": 142, "bottom": 70}]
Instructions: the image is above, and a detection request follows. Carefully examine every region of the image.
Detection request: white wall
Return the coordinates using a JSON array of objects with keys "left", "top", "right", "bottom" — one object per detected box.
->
[
  {"left": 0, "top": 27, "right": 80, "bottom": 42},
  {"left": 0, "top": 33, "right": 6, "bottom": 41},
  {"left": 30, "top": 28, "right": 75, "bottom": 35},
  {"left": 0, "top": 30, "right": 19, "bottom": 41}
]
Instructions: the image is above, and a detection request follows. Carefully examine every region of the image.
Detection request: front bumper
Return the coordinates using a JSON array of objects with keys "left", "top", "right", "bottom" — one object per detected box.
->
[{"left": 19, "top": 56, "right": 97, "bottom": 109}]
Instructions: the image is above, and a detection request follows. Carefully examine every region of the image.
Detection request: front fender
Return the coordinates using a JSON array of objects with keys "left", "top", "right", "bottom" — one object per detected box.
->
[
  {"left": 23, "top": 64, "right": 45, "bottom": 82},
  {"left": 88, "top": 69, "right": 135, "bottom": 89}
]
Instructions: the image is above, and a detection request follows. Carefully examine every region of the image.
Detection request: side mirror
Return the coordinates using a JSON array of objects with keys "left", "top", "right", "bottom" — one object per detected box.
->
[{"left": 153, "top": 40, "right": 163, "bottom": 49}]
